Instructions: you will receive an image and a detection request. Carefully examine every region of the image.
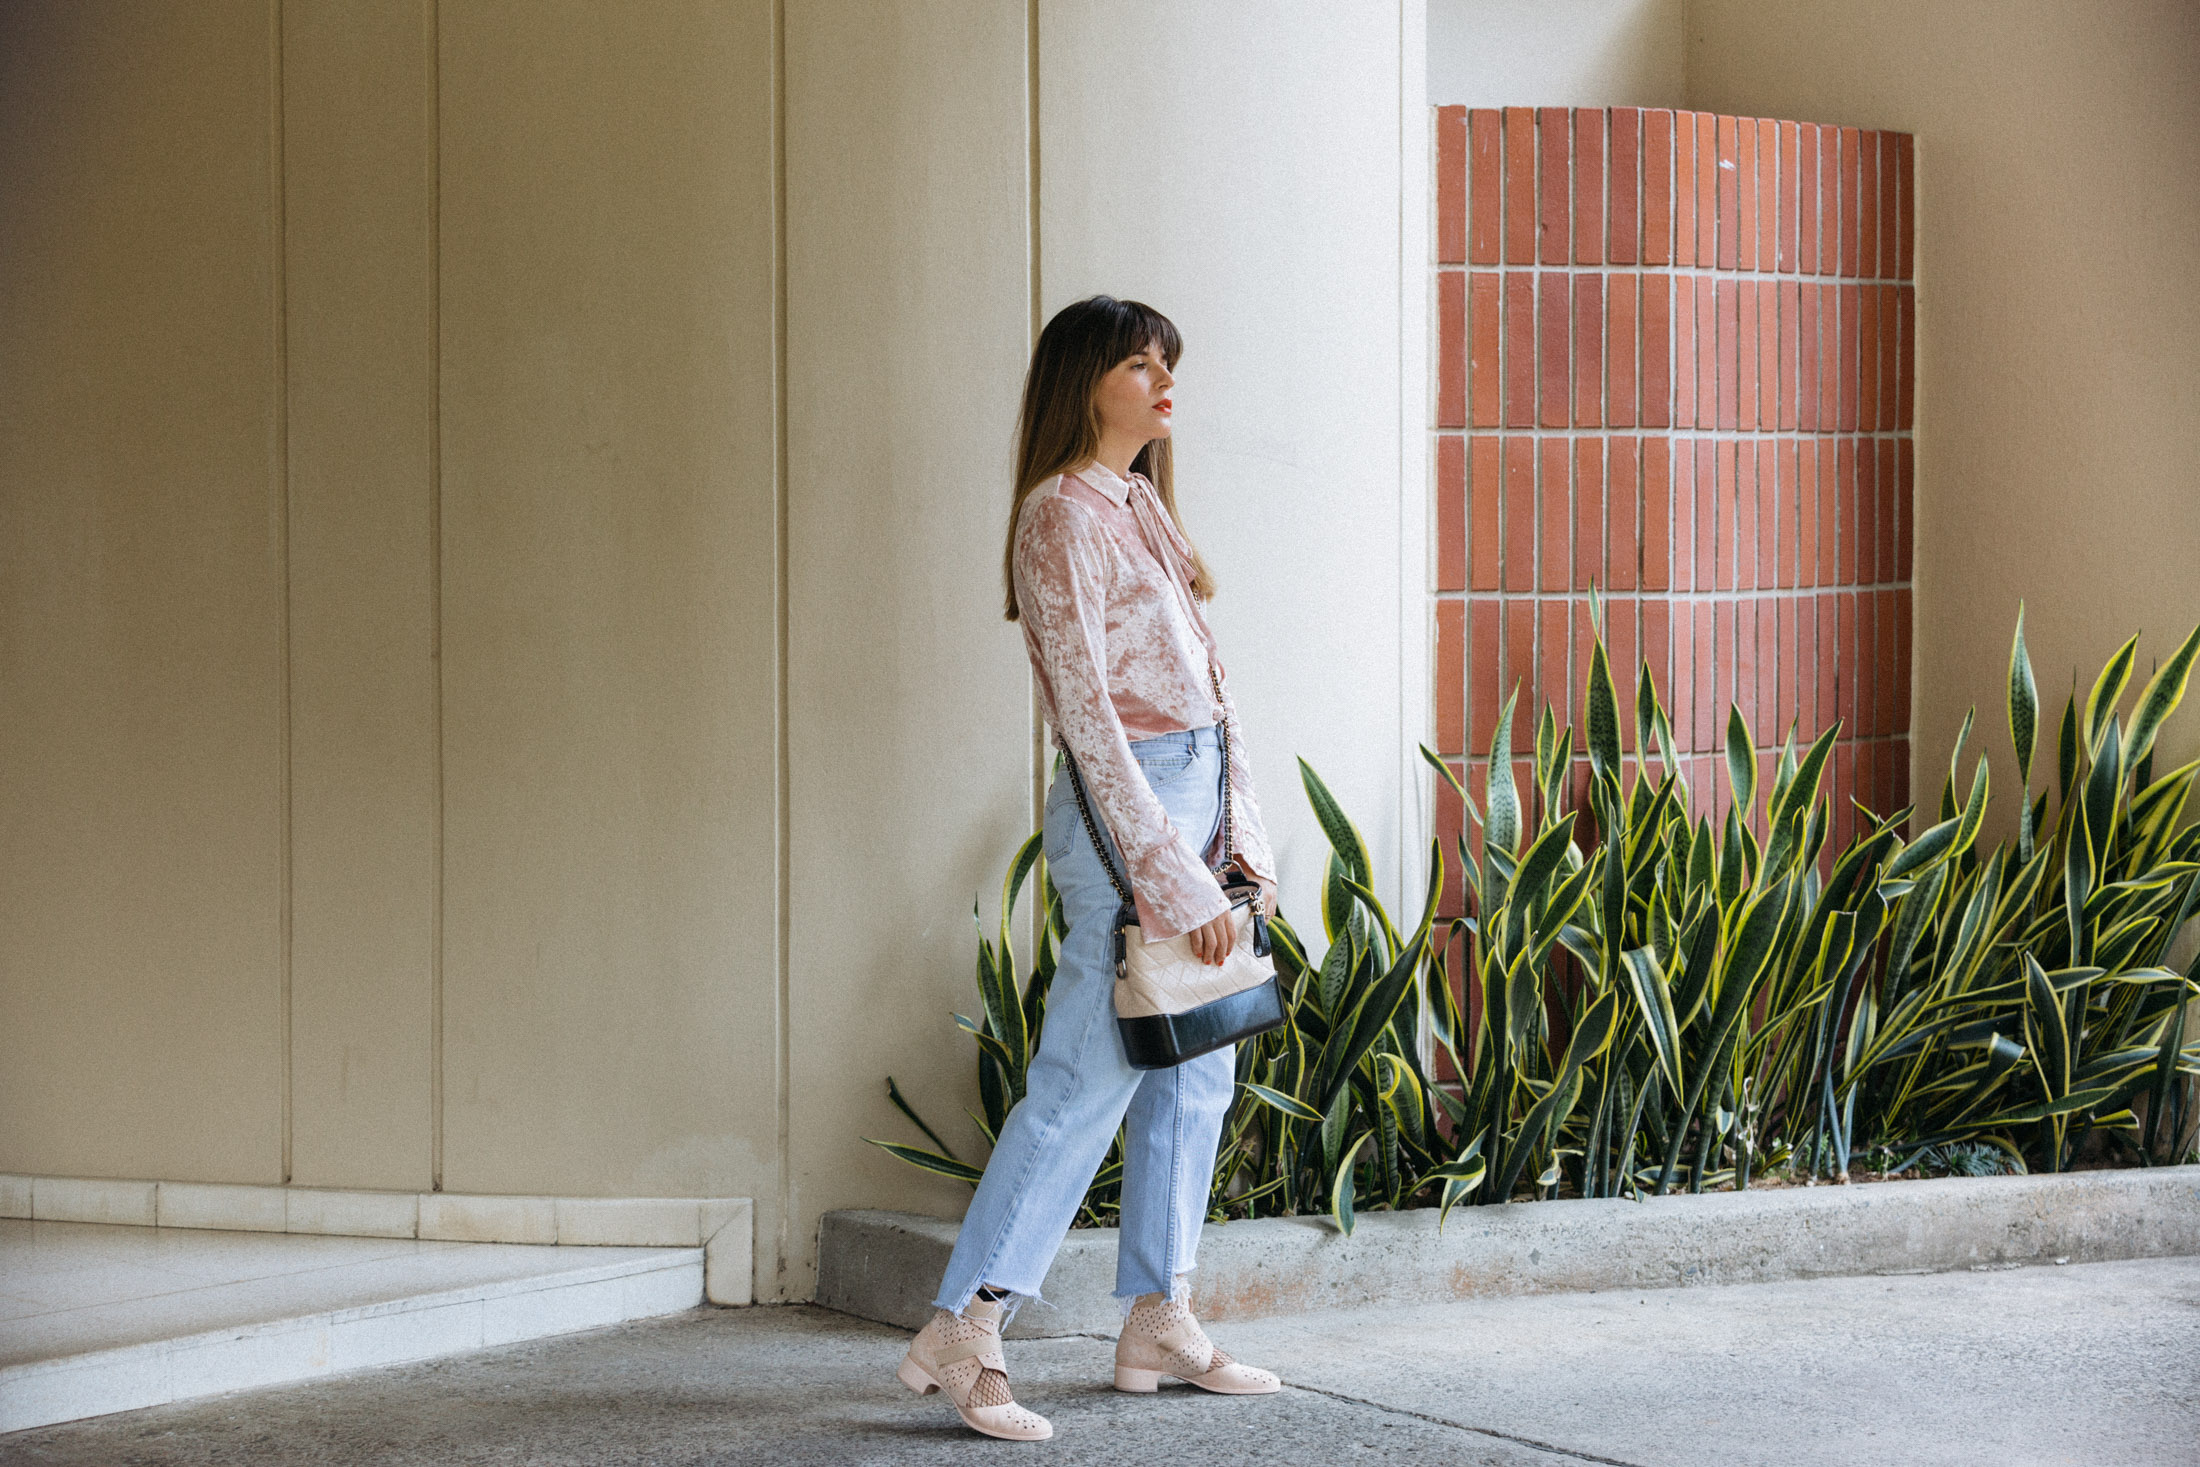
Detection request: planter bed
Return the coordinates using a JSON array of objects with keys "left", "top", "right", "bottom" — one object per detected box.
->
[{"left": 817, "top": 1164, "right": 2200, "bottom": 1338}]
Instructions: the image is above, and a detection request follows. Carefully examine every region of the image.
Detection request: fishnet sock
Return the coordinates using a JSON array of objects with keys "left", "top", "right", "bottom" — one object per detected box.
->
[
  {"left": 1125, "top": 1295, "right": 1231, "bottom": 1375},
  {"left": 935, "top": 1308, "right": 1016, "bottom": 1408}
]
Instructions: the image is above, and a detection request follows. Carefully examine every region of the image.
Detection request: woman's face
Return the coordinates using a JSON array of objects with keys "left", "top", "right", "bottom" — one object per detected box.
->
[{"left": 1093, "top": 339, "right": 1175, "bottom": 445}]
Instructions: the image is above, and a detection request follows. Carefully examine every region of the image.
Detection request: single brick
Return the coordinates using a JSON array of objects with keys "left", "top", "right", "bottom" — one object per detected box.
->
[
  {"left": 1540, "top": 106, "right": 1572, "bottom": 265},
  {"left": 1573, "top": 108, "right": 1605, "bottom": 264},
  {"left": 1469, "top": 109, "right": 1503, "bottom": 265},
  {"left": 1437, "top": 106, "right": 1467, "bottom": 264},
  {"left": 1471, "top": 435, "right": 1503, "bottom": 590},
  {"left": 1437, "top": 435, "right": 1466, "bottom": 591}
]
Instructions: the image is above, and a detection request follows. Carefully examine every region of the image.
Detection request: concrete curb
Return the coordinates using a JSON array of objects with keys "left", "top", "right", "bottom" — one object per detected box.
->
[{"left": 817, "top": 1165, "right": 2200, "bottom": 1338}]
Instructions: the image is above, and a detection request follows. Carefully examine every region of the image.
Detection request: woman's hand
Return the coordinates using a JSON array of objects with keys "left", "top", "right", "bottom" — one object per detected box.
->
[{"left": 1188, "top": 910, "right": 1235, "bottom": 966}]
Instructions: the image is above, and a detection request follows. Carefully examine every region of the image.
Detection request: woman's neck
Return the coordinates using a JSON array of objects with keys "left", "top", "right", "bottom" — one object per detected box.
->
[{"left": 1090, "top": 432, "right": 1144, "bottom": 481}]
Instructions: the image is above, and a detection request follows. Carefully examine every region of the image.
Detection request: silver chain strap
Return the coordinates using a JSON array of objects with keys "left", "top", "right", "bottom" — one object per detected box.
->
[{"left": 1057, "top": 663, "right": 1238, "bottom": 913}]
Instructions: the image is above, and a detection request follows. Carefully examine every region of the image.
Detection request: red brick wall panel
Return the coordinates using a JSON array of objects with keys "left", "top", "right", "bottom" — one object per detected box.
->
[{"left": 1442, "top": 108, "right": 1913, "bottom": 845}]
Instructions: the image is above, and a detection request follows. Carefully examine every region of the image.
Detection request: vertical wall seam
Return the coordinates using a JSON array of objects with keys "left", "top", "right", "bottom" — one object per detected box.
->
[
  {"left": 771, "top": 0, "right": 792, "bottom": 1303},
  {"left": 426, "top": 0, "right": 446, "bottom": 1193},
  {"left": 271, "top": 0, "right": 294, "bottom": 1188},
  {"left": 1026, "top": 0, "right": 1044, "bottom": 885}
]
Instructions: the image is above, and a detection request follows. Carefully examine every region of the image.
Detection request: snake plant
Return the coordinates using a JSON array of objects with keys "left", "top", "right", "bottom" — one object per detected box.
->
[{"left": 872, "top": 606, "right": 2200, "bottom": 1232}]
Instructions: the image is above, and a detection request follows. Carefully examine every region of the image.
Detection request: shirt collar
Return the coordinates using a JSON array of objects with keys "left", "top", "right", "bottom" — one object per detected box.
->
[{"left": 1068, "top": 458, "right": 1134, "bottom": 507}]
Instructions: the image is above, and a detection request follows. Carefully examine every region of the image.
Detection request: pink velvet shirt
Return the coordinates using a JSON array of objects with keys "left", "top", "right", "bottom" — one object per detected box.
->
[{"left": 1011, "top": 459, "right": 1276, "bottom": 940}]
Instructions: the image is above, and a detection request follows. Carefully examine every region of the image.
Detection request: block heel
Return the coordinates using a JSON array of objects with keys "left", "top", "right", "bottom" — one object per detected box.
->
[
  {"left": 897, "top": 1357, "right": 939, "bottom": 1395},
  {"left": 1114, "top": 1365, "right": 1163, "bottom": 1393}
]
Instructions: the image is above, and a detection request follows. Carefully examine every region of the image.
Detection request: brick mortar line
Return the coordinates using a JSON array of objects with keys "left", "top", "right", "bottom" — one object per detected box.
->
[
  {"left": 1437, "top": 262, "right": 1914, "bottom": 289},
  {"left": 1429, "top": 587, "right": 1917, "bottom": 599},
  {"left": 1430, "top": 429, "right": 1915, "bottom": 440}
]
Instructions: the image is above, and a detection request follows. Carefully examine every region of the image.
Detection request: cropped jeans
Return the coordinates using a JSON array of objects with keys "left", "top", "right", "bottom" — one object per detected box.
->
[{"left": 932, "top": 724, "right": 1237, "bottom": 1318}]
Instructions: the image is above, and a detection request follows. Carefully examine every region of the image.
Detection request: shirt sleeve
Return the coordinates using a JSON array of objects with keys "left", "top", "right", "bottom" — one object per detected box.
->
[
  {"left": 1209, "top": 662, "right": 1276, "bottom": 888},
  {"left": 1015, "top": 496, "right": 1230, "bottom": 940}
]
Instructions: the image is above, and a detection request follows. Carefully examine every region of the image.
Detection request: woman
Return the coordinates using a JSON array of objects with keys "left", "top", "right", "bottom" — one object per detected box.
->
[{"left": 895, "top": 297, "right": 1285, "bottom": 1442}]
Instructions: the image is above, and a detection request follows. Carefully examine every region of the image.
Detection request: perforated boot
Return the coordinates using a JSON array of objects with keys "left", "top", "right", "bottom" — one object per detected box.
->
[
  {"left": 1113, "top": 1290, "right": 1281, "bottom": 1395},
  {"left": 898, "top": 1298, "right": 1054, "bottom": 1441}
]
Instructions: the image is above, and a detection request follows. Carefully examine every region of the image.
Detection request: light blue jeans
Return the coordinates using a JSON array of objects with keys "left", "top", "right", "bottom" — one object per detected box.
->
[{"left": 932, "top": 724, "right": 1237, "bottom": 1317}]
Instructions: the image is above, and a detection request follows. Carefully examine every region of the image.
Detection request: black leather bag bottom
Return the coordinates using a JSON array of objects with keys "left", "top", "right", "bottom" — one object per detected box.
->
[{"left": 1116, "top": 975, "right": 1287, "bottom": 1070}]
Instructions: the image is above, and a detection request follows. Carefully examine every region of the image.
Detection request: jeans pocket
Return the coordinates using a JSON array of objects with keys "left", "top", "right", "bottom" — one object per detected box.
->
[
  {"left": 1042, "top": 781, "right": 1077, "bottom": 864},
  {"left": 1138, "top": 747, "right": 1198, "bottom": 789}
]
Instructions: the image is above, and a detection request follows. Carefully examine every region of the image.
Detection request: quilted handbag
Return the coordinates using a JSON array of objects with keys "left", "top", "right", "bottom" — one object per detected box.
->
[{"left": 1057, "top": 667, "right": 1286, "bottom": 1069}]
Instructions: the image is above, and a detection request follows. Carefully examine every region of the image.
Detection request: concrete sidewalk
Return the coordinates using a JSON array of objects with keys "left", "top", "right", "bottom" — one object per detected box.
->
[{"left": 5, "top": 1256, "right": 2194, "bottom": 1465}]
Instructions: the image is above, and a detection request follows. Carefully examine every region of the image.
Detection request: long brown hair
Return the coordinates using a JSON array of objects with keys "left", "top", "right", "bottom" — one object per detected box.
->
[{"left": 1003, "top": 295, "right": 1216, "bottom": 621}]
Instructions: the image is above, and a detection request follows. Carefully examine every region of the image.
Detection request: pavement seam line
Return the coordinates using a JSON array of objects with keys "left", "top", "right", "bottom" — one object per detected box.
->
[
  {"left": 1069, "top": 1331, "right": 1649, "bottom": 1465},
  {"left": 1280, "top": 1380, "right": 1654, "bottom": 1466}
]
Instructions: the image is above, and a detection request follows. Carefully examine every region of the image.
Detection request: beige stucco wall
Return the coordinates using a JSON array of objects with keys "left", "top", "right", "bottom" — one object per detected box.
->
[
  {"left": 1686, "top": 0, "right": 2200, "bottom": 823},
  {"left": 0, "top": 1, "right": 1428, "bottom": 1301},
  {"left": 1430, "top": 0, "right": 1684, "bottom": 108}
]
